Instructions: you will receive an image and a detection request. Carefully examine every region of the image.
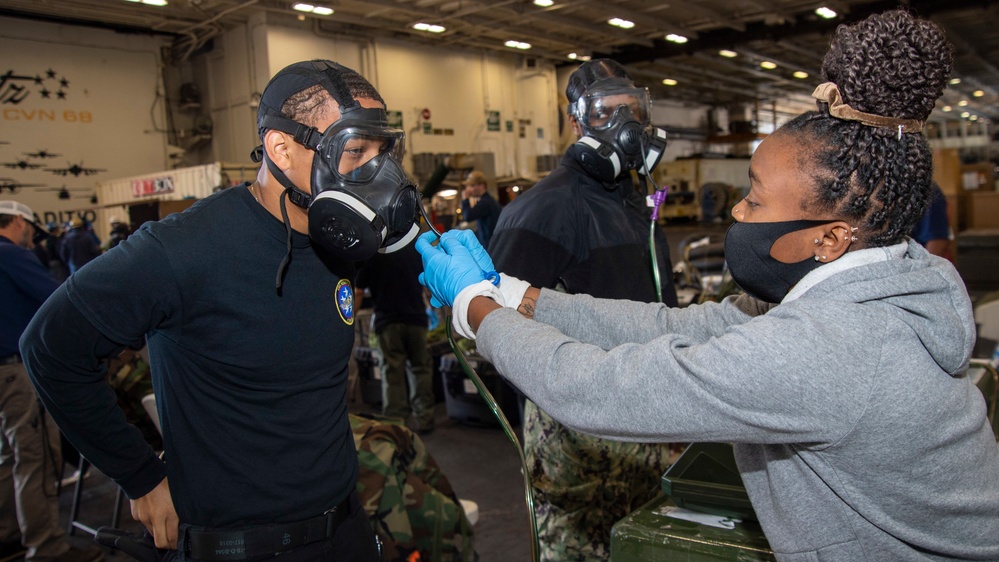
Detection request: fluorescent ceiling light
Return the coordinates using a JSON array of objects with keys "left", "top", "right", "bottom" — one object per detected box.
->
[
  {"left": 293, "top": 3, "right": 332, "bottom": 14},
  {"left": 949, "top": 78, "right": 961, "bottom": 85},
  {"left": 608, "top": 18, "right": 635, "bottom": 29},
  {"left": 567, "top": 53, "right": 591, "bottom": 61},
  {"left": 665, "top": 34, "right": 687, "bottom": 44},
  {"left": 970, "top": 115, "right": 978, "bottom": 121},
  {"left": 662, "top": 78, "right": 678, "bottom": 86},
  {"left": 942, "top": 105, "right": 952, "bottom": 112},
  {"left": 504, "top": 40, "right": 531, "bottom": 50},
  {"left": 533, "top": 0, "right": 554, "bottom": 6},
  {"left": 793, "top": 71, "right": 808, "bottom": 79},
  {"left": 960, "top": 112, "right": 970, "bottom": 118},
  {"left": 760, "top": 61, "right": 777, "bottom": 70},
  {"left": 125, "top": 0, "right": 168, "bottom": 5},
  {"left": 437, "top": 189, "right": 458, "bottom": 199},
  {"left": 958, "top": 100, "right": 968, "bottom": 106},
  {"left": 973, "top": 90, "right": 985, "bottom": 97},
  {"left": 413, "top": 23, "right": 445, "bottom": 33},
  {"left": 815, "top": 7, "right": 837, "bottom": 19},
  {"left": 719, "top": 49, "right": 737, "bottom": 58}
]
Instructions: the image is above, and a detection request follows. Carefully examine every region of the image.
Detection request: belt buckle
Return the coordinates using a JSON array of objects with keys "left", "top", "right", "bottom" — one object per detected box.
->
[{"left": 323, "top": 505, "right": 338, "bottom": 537}]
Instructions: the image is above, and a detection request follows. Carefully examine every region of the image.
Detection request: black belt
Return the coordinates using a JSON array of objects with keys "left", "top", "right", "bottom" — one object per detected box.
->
[
  {"left": 0, "top": 354, "right": 21, "bottom": 365},
  {"left": 183, "top": 497, "right": 352, "bottom": 561}
]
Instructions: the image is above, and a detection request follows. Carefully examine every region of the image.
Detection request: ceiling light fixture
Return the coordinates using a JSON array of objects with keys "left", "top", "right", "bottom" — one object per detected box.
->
[
  {"left": 719, "top": 49, "right": 737, "bottom": 58},
  {"left": 504, "top": 40, "right": 531, "bottom": 50},
  {"left": 793, "top": 71, "right": 808, "bottom": 79},
  {"left": 942, "top": 106, "right": 952, "bottom": 112},
  {"left": 533, "top": 0, "right": 554, "bottom": 6},
  {"left": 413, "top": 23, "right": 446, "bottom": 33},
  {"left": 567, "top": 53, "right": 591, "bottom": 61},
  {"left": 760, "top": 61, "right": 777, "bottom": 70},
  {"left": 958, "top": 100, "right": 968, "bottom": 106},
  {"left": 125, "top": 0, "right": 169, "bottom": 5},
  {"left": 608, "top": 18, "right": 635, "bottom": 29},
  {"left": 949, "top": 78, "right": 961, "bottom": 85},
  {"left": 815, "top": 7, "right": 837, "bottom": 19},
  {"left": 665, "top": 34, "right": 687, "bottom": 44},
  {"left": 293, "top": 3, "right": 333, "bottom": 15},
  {"left": 662, "top": 78, "right": 678, "bottom": 86},
  {"left": 973, "top": 90, "right": 985, "bottom": 97},
  {"left": 960, "top": 111, "right": 970, "bottom": 118}
]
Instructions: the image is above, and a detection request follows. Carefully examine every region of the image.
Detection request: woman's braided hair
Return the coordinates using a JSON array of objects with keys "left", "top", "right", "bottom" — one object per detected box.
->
[{"left": 780, "top": 9, "right": 953, "bottom": 247}]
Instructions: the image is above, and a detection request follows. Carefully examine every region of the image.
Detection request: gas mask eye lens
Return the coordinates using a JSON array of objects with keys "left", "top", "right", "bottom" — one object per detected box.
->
[
  {"left": 338, "top": 135, "right": 388, "bottom": 175},
  {"left": 582, "top": 89, "right": 650, "bottom": 131}
]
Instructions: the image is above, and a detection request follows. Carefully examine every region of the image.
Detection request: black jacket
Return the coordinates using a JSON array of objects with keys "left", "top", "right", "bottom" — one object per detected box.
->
[{"left": 490, "top": 146, "right": 677, "bottom": 305}]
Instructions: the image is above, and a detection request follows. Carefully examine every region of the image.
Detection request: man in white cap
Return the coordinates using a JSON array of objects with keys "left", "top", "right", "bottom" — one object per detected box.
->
[{"left": 0, "top": 201, "right": 104, "bottom": 562}]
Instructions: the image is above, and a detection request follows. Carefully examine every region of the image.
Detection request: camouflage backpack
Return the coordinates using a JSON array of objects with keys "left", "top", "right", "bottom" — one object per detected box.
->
[{"left": 350, "top": 413, "right": 477, "bottom": 562}]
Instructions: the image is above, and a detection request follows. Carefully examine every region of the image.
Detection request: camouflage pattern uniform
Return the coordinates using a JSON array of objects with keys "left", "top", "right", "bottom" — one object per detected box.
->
[
  {"left": 350, "top": 413, "right": 477, "bottom": 562},
  {"left": 524, "top": 401, "right": 668, "bottom": 561}
]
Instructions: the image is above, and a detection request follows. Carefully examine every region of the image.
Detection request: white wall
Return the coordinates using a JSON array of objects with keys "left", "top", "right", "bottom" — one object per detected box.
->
[
  {"left": 189, "top": 20, "right": 559, "bottom": 180},
  {"left": 0, "top": 16, "right": 170, "bottom": 227}
]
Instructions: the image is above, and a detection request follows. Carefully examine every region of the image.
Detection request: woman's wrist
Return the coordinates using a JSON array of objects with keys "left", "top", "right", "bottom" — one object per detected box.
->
[{"left": 468, "top": 296, "right": 503, "bottom": 332}]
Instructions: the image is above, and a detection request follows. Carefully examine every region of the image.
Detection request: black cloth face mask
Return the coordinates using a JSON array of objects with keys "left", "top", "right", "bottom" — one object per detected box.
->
[{"left": 724, "top": 219, "right": 834, "bottom": 303}]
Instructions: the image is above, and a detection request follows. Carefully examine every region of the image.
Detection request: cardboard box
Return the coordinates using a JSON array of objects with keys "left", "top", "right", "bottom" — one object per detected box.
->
[
  {"left": 945, "top": 194, "right": 964, "bottom": 232},
  {"left": 967, "top": 191, "right": 999, "bottom": 229},
  {"left": 961, "top": 162, "right": 997, "bottom": 192},
  {"left": 933, "top": 148, "right": 962, "bottom": 196}
]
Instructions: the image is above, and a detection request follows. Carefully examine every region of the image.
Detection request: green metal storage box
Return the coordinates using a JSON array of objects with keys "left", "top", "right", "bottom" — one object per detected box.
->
[{"left": 610, "top": 495, "right": 775, "bottom": 561}]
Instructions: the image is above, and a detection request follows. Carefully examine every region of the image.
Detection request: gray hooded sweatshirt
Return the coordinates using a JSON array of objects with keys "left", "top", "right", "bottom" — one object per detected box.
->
[{"left": 477, "top": 240, "right": 999, "bottom": 561}]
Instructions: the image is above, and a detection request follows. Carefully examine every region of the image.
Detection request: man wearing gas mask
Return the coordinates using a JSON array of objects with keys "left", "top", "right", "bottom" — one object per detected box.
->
[
  {"left": 487, "top": 59, "right": 678, "bottom": 561},
  {"left": 20, "top": 60, "right": 419, "bottom": 561}
]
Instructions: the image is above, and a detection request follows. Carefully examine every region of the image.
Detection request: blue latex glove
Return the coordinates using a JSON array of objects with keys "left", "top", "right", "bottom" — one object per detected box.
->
[
  {"left": 415, "top": 231, "right": 488, "bottom": 308},
  {"left": 447, "top": 229, "right": 496, "bottom": 275}
]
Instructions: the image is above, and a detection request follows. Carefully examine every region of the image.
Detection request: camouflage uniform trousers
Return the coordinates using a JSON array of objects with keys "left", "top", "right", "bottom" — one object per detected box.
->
[
  {"left": 351, "top": 413, "right": 477, "bottom": 562},
  {"left": 523, "top": 400, "right": 669, "bottom": 562}
]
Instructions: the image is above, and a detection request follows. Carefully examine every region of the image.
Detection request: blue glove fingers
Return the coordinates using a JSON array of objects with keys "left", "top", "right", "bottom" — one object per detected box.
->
[
  {"left": 432, "top": 232, "right": 490, "bottom": 306},
  {"left": 418, "top": 256, "right": 448, "bottom": 309},
  {"left": 414, "top": 230, "right": 439, "bottom": 256},
  {"left": 449, "top": 229, "right": 496, "bottom": 272}
]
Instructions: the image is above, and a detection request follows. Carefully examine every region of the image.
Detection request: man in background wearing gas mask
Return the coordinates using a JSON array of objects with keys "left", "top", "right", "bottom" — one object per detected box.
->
[
  {"left": 20, "top": 59, "right": 419, "bottom": 561},
  {"left": 487, "top": 59, "right": 678, "bottom": 561}
]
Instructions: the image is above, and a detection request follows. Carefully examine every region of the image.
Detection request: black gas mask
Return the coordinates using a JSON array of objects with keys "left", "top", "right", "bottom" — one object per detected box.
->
[
  {"left": 252, "top": 61, "right": 420, "bottom": 264},
  {"left": 569, "top": 79, "right": 668, "bottom": 183}
]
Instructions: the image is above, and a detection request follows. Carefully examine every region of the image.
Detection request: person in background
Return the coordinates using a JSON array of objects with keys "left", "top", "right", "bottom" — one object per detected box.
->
[
  {"left": 101, "top": 216, "right": 130, "bottom": 252},
  {"left": 459, "top": 170, "right": 501, "bottom": 249},
  {"left": 355, "top": 243, "right": 436, "bottom": 434},
  {"left": 416, "top": 9, "right": 999, "bottom": 561},
  {"left": 21, "top": 59, "right": 423, "bottom": 561},
  {"left": 486, "top": 58, "right": 677, "bottom": 561},
  {"left": 910, "top": 182, "right": 952, "bottom": 259},
  {"left": 40, "top": 222, "right": 69, "bottom": 283},
  {"left": 0, "top": 201, "right": 105, "bottom": 562},
  {"left": 59, "top": 217, "right": 100, "bottom": 274}
]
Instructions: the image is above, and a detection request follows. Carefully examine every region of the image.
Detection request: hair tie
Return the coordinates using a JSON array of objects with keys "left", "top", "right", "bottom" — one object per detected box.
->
[{"left": 812, "top": 82, "right": 925, "bottom": 136}]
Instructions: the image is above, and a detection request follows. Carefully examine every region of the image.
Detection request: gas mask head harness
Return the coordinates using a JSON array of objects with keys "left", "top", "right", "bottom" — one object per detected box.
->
[
  {"left": 252, "top": 60, "right": 421, "bottom": 273},
  {"left": 566, "top": 63, "right": 668, "bottom": 183}
]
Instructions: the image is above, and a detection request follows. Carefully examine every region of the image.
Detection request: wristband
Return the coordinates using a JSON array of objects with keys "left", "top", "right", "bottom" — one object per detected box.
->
[
  {"left": 498, "top": 273, "right": 531, "bottom": 310},
  {"left": 452, "top": 279, "right": 503, "bottom": 340}
]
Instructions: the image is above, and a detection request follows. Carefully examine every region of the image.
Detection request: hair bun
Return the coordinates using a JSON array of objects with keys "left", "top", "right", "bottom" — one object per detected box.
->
[{"left": 820, "top": 9, "right": 953, "bottom": 123}]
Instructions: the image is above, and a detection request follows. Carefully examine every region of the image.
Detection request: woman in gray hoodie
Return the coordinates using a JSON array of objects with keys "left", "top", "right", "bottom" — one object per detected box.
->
[{"left": 416, "top": 8, "right": 999, "bottom": 562}]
